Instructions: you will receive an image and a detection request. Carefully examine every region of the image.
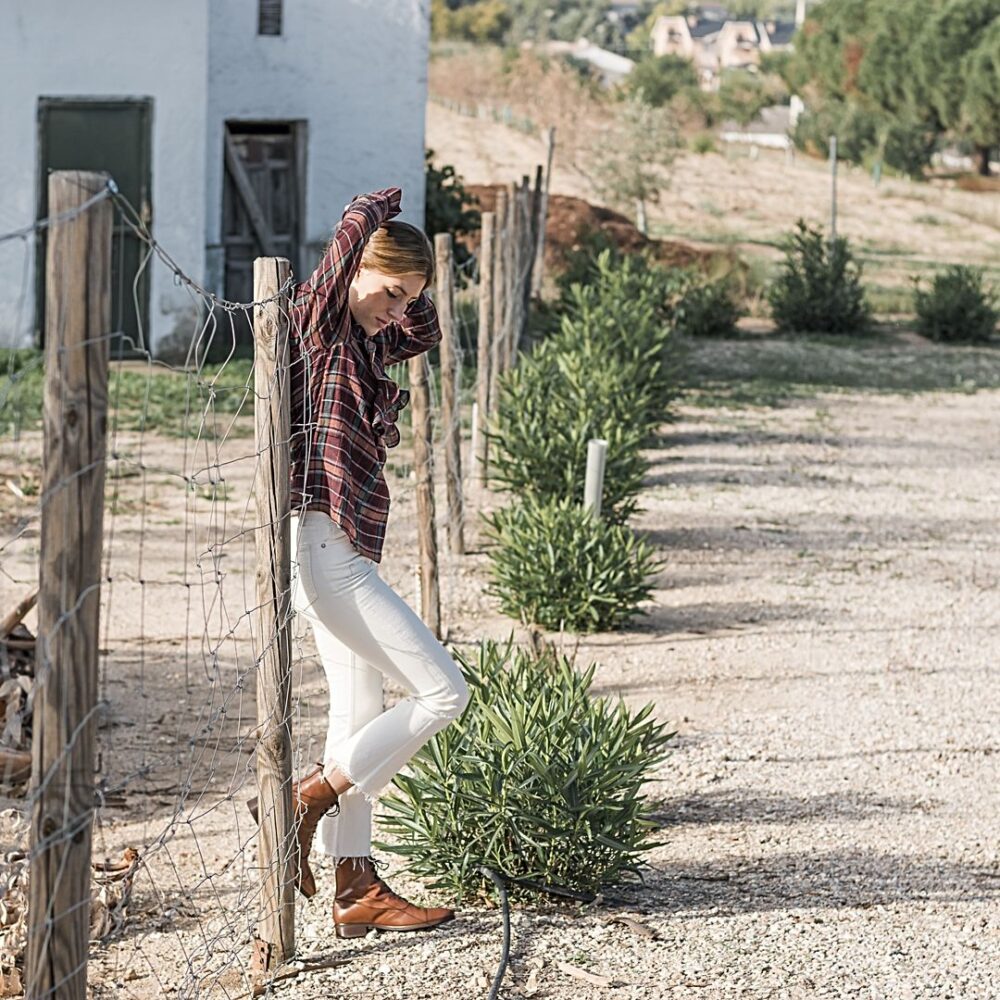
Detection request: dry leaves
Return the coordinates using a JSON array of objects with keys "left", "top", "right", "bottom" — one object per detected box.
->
[
  {"left": 557, "top": 960, "right": 619, "bottom": 988},
  {"left": 0, "top": 827, "right": 140, "bottom": 996}
]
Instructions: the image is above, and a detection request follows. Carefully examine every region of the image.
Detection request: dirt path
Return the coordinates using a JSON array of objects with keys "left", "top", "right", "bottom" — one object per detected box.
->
[
  {"left": 2, "top": 370, "right": 998, "bottom": 997},
  {"left": 275, "top": 383, "right": 1000, "bottom": 999}
]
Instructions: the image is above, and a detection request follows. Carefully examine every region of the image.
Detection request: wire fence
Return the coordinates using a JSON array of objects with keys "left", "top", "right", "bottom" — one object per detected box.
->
[{"left": 0, "top": 166, "right": 545, "bottom": 998}]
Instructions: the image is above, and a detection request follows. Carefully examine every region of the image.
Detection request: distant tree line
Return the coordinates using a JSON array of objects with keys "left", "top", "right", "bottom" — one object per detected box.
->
[
  {"left": 431, "top": 0, "right": 631, "bottom": 48},
  {"left": 432, "top": 2, "right": 803, "bottom": 49},
  {"left": 782, "top": 0, "right": 1000, "bottom": 176}
]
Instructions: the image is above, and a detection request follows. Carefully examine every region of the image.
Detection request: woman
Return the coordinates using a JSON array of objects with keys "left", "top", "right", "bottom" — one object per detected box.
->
[{"left": 252, "top": 188, "right": 468, "bottom": 939}]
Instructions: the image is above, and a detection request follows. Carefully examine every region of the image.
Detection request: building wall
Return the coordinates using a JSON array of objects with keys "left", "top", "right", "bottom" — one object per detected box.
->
[
  {"left": 0, "top": 0, "right": 209, "bottom": 350},
  {"left": 0, "top": 0, "right": 430, "bottom": 354},
  {"left": 206, "top": 0, "right": 430, "bottom": 290}
]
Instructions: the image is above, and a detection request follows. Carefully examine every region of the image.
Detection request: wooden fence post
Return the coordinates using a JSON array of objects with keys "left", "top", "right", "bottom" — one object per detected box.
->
[
  {"left": 504, "top": 181, "right": 521, "bottom": 371},
  {"left": 435, "top": 234, "right": 465, "bottom": 555},
  {"left": 26, "top": 170, "right": 113, "bottom": 1000},
  {"left": 251, "top": 256, "right": 295, "bottom": 976},
  {"left": 475, "top": 211, "right": 496, "bottom": 487},
  {"left": 531, "top": 127, "right": 556, "bottom": 297},
  {"left": 492, "top": 188, "right": 509, "bottom": 382},
  {"left": 514, "top": 177, "right": 536, "bottom": 363},
  {"left": 410, "top": 354, "right": 441, "bottom": 637}
]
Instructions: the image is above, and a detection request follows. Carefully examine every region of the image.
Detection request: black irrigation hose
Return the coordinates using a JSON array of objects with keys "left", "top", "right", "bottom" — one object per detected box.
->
[
  {"left": 479, "top": 867, "right": 511, "bottom": 1000},
  {"left": 478, "top": 867, "right": 600, "bottom": 999},
  {"left": 502, "top": 875, "right": 596, "bottom": 904}
]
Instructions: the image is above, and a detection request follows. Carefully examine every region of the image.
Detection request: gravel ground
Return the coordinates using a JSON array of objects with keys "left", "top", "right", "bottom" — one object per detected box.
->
[
  {"left": 3, "top": 377, "right": 999, "bottom": 999},
  {"left": 280, "top": 387, "right": 998, "bottom": 1000}
]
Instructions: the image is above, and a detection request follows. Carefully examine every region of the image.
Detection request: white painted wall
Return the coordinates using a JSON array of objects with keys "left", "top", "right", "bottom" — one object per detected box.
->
[
  {"left": 206, "top": 0, "right": 430, "bottom": 286},
  {"left": 1, "top": 0, "right": 430, "bottom": 354},
  {"left": 0, "top": 0, "right": 209, "bottom": 351}
]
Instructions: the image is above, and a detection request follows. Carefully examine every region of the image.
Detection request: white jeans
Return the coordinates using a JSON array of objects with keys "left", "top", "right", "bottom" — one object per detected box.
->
[{"left": 290, "top": 511, "right": 469, "bottom": 859}]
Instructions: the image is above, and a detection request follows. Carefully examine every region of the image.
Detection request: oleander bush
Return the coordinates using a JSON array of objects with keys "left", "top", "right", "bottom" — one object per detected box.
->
[
  {"left": 768, "top": 220, "right": 871, "bottom": 334},
  {"left": 484, "top": 496, "right": 659, "bottom": 632},
  {"left": 914, "top": 265, "right": 999, "bottom": 343},
  {"left": 377, "top": 639, "right": 673, "bottom": 900},
  {"left": 489, "top": 344, "right": 650, "bottom": 522},
  {"left": 551, "top": 250, "right": 686, "bottom": 404}
]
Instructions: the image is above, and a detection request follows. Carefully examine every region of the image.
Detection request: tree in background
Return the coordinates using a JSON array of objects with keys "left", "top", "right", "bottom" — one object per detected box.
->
[
  {"left": 424, "top": 150, "right": 482, "bottom": 274},
  {"left": 788, "top": 0, "right": 1000, "bottom": 177},
  {"left": 431, "top": 0, "right": 510, "bottom": 43},
  {"left": 856, "top": 0, "right": 938, "bottom": 125},
  {"left": 588, "top": 95, "right": 681, "bottom": 234},
  {"left": 625, "top": 54, "right": 700, "bottom": 107},
  {"left": 717, "top": 68, "right": 787, "bottom": 126},
  {"left": 917, "top": 0, "right": 1000, "bottom": 174},
  {"left": 790, "top": 0, "right": 878, "bottom": 100},
  {"left": 725, "top": 0, "right": 789, "bottom": 16},
  {"left": 961, "top": 18, "right": 1000, "bottom": 167}
]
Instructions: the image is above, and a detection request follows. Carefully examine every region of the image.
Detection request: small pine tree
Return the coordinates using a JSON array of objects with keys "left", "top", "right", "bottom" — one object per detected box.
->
[{"left": 768, "top": 220, "right": 871, "bottom": 334}]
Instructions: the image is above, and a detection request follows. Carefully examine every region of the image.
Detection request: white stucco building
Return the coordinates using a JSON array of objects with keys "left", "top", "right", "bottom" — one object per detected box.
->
[{"left": 0, "top": 0, "right": 431, "bottom": 356}]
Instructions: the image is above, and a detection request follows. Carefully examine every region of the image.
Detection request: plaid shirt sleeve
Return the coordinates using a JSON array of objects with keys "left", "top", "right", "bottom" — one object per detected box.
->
[
  {"left": 380, "top": 293, "right": 442, "bottom": 366},
  {"left": 293, "top": 188, "right": 403, "bottom": 352}
]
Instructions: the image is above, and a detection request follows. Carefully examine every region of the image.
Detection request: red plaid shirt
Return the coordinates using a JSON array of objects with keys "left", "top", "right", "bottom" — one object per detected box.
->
[{"left": 288, "top": 188, "right": 441, "bottom": 562}]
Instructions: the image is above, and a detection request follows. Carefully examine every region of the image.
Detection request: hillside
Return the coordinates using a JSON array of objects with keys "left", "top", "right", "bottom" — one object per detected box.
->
[{"left": 426, "top": 99, "right": 1000, "bottom": 305}]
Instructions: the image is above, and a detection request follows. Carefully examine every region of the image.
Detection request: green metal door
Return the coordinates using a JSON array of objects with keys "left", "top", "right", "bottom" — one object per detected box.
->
[{"left": 36, "top": 99, "right": 152, "bottom": 356}]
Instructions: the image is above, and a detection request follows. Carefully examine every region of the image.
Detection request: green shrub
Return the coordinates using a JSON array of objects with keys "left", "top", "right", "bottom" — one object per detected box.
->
[
  {"left": 768, "top": 220, "right": 871, "bottom": 335},
  {"left": 484, "top": 496, "right": 659, "bottom": 632},
  {"left": 690, "top": 131, "right": 717, "bottom": 154},
  {"left": 490, "top": 345, "right": 650, "bottom": 522},
  {"left": 914, "top": 266, "right": 999, "bottom": 343},
  {"left": 425, "top": 150, "right": 481, "bottom": 277},
  {"left": 377, "top": 639, "right": 672, "bottom": 900},
  {"left": 551, "top": 250, "right": 687, "bottom": 405},
  {"left": 677, "top": 279, "right": 740, "bottom": 337},
  {"left": 553, "top": 229, "right": 623, "bottom": 294}
]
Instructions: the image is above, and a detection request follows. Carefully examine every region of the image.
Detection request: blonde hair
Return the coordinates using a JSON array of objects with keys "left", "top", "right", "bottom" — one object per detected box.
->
[{"left": 361, "top": 221, "right": 435, "bottom": 289}]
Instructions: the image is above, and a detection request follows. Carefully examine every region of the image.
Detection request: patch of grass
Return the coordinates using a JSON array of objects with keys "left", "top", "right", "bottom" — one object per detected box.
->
[
  {"left": 856, "top": 238, "right": 911, "bottom": 257},
  {"left": 682, "top": 332, "right": 1000, "bottom": 408},
  {"left": 1, "top": 352, "right": 255, "bottom": 439},
  {"left": 866, "top": 284, "right": 914, "bottom": 315}
]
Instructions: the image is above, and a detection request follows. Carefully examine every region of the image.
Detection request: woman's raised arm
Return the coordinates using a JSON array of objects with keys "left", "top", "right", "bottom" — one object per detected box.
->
[{"left": 292, "top": 188, "right": 403, "bottom": 352}]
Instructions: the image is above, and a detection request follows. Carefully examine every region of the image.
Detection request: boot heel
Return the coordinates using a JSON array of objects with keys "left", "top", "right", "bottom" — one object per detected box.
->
[
  {"left": 246, "top": 797, "right": 259, "bottom": 823},
  {"left": 335, "top": 923, "right": 370, "bottom": 940}
]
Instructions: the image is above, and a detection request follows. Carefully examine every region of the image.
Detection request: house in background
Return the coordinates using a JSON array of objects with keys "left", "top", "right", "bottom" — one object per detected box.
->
[
  {"left": 650, "top": 8, "right": 797, "bottom": 89},
  {"left": 0, "top": 0, "right": 431, "bottom": 357}
]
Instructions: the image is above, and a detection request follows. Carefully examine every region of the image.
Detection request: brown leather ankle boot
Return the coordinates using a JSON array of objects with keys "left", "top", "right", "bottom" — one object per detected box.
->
[
  {"left": 333, "top": 857, "right": 455, "bottom": 938},
  {"left": 247, "top": 763, "right": 339, "bottom": 899}
]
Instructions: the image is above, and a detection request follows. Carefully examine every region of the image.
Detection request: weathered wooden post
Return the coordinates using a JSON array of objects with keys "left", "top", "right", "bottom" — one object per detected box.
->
[
  {"left": 492, "top": 188, "right": 509, "bottom": 381},
  {"left": 469, "top": 401, "right": 480, "bottom": 485},
  {"left": 435, "top": 234, "right": 465, "bottom": 555},
  {"left": 514, "top": 176, "right": 537, "bottom": 362},
  {"left": 27, "top": 170, "right": 113, "bottom": 1000},
  {"left": 251, "top": 256, "right": 296, "bottom": 976},
  {"left": 475, "top": 211, "right": 496, "bottom": 487},
  {"left": 531, "top": 127, "right": 556, "bottom": 297},
  {"left": 584, "top": 439, "right": 609, "bottom": 519},
  {"left": 409, "top": 353, "right": 441, "bottom": 637},
  {"left": 504, "top": 181, "right": 522, "bottom": 370}
]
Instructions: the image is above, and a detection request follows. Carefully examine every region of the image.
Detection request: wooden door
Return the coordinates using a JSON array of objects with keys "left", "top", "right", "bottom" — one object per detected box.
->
[
  {"left": 36, "top": 99, "right": 152, "bottom": 356},
  {"left": 222, "top": 122, "right": 303, "bottom": 350}
]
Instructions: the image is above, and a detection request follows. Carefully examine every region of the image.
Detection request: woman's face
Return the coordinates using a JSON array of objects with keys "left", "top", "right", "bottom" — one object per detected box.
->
[{"left": 349, "top": 267, "right": 426, "bottom": 337}]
